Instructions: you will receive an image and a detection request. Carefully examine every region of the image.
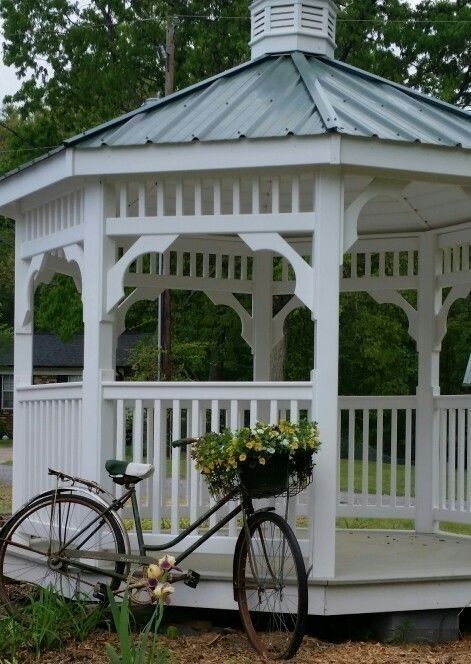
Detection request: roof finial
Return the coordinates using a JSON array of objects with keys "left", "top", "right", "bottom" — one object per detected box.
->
[{"left": 250, "top": 0, "right": 338, "bottom": 59}]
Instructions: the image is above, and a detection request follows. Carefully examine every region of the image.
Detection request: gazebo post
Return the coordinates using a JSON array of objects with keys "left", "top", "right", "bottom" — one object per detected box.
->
[
  {"left": 415, "top": 232, "right": 441, "bottom": 533},
  {"left": 12, "top": 215, "right": 34, "bottom": 510},
  {"left": 80, "top": 182, "right": 117, "bottom": 484},
  {"left": 309, "top": 170, "right": 343, "bottom": 578},
  {"left": 252, "top": 251, "right": 273, "bottom": 382}
]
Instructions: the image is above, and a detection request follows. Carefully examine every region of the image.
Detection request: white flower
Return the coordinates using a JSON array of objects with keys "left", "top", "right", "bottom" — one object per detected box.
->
[
  {"left": 158, "top": 554, "right": 176, "bottom": 571},
  {"left": 153, "top": 582, "right": 175, "bottom": 604},
  {"left": 266, "top": 447, "right": 275, "bottom": 454}
]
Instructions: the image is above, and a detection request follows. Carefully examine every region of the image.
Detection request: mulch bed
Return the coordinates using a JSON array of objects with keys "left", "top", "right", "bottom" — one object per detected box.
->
[{"left": 13, "top": 631, "right": 471, "bottom": 663}]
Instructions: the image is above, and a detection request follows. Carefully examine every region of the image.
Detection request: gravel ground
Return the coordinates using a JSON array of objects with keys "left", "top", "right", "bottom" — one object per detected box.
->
[{"left": 13, "top": 630, "right": 471, "bottom": 663}]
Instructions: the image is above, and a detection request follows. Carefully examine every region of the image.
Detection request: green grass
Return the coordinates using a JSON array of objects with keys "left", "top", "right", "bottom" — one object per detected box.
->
[
  {"left": 0, "top": 483, "right": 11, "bottom": 513},
  {"left": 1, "top": 460, "right": 12, "bottom": 466},
  {"left": 339, "top": 458, "right": 414, "bottom": 497},
  {"left": 0, "top": 439, "right": 12, "bottom": 448}
]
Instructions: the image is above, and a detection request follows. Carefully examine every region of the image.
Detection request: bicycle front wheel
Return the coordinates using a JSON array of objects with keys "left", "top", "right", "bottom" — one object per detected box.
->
[
  {"left": 0, "top": 493, "right": 128, "bottom": 621},
  {"left": 234, "top": 511, "right": 308, "bottom": 660}
]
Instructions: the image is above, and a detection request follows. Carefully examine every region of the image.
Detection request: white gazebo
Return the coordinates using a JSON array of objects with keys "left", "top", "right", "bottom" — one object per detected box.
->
[{"left": 1, "top": 0, "right": 471, "bottom": 617}]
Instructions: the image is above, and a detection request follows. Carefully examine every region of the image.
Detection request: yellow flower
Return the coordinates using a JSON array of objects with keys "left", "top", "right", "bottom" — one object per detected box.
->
[
  {"left": 259, "top": 457, "right": 266, "bottom": 465},
  {"left": 147, "top": 564, "right": 163, "bottom": 581},
  {"left": 246, "top": 441, "right": 254, "bottom": 449},
  {"left": 239, "top": 453, "right": 247, "bottom": 461}
]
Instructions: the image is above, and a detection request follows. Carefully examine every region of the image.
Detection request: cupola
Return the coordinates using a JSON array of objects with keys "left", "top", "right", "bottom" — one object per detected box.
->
[{"left": 250, "top": 0, "right": 338, "bottom": 59}]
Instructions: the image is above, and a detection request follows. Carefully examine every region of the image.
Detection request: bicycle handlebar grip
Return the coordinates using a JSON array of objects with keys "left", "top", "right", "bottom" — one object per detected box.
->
[{"left": 171, "top": 437, "right": 198, "bottom": 449}]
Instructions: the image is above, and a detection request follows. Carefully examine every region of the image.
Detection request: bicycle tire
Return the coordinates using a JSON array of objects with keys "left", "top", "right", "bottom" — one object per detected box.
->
[
  {"left": 234, "top": 511, "right": 308, "bottom": 660},
  {"left": 0, "top": 493, "right": 128, "bottom": 622}
]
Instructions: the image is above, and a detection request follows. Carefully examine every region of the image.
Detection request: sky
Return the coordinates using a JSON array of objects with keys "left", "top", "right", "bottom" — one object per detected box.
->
[{"left": 0, "top": 1, "right": 423, "bottom": 103}]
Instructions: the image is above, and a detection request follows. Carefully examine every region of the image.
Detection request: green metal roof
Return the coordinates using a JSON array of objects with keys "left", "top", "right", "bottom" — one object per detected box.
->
[
  {"left": 66, "top": 51, "right": 471, "bottom": 149},
  {"left": 1, "top": 51, "right": 470, "bottom": 183}
]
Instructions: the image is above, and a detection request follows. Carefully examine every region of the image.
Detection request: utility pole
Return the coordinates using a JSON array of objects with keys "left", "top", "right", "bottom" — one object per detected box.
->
[{"left": 160, "top": 18, "right": 175, "bottom": 381}]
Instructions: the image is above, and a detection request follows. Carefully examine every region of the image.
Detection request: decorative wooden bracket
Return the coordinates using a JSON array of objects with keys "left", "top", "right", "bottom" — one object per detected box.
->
[
  {"left": 239, "top": 232, "right": 313, "bottom": 311},
  {"left": 344, "top": 179, "right": 408, "bottom": 252},
  {"left": 206, "top": 292, "right": 253, "bottom": 347},
  {"left": 19, "top": 253, "right": 47, "bottom": 328},
  {"left": 435, "top": 283, "right": 471, "bottom": 346},
  {"left": 272, "top": 296, "right": 302, "bottom": 347},
  {"left": 107, "top": 235, "right": 177, "bottom": 312},
  {"left": 115, "top": 286, "right": 164, "bottom": 339},
  {"left": 368, "top": 289, "right": 418, "bottom": 342}
]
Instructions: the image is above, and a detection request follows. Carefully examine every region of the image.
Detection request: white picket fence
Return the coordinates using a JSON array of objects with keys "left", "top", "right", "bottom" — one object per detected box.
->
[
  {"left": 337, "top": 396, "right": 416, "bottom": 519},
  {"left": 13, "top": 382, "right": 471, "bottom": 536},
  {"left": 16, "top": 383, "right": 83, "bottom": 499},
  {"left": 435, "top": 396, "right": 471, "bottom": 524}
]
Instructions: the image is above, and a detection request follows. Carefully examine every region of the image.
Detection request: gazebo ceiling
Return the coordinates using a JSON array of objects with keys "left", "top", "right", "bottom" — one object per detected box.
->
[{"left": 66, "top": 51, "right": 471, "bottom": 150}]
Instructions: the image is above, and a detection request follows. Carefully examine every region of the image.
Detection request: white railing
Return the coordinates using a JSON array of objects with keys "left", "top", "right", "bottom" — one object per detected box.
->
[
  {"left": 337, "top": 396, "right": 417, "bottom": 519},
  {"left": 435, "top": 395, "right": 471, "bottom": 524},
  {"left": 15, "top": 383, "right": 83, "bottom": 501},
  {"left": 14, "top": 381, "right": 470, "bottom": 536},
  {"left": 103, "top": 381, "right": 313, "bottom": 549}
]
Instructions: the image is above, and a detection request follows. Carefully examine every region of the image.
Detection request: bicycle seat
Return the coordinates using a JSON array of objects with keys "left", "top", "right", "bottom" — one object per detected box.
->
[{"left": 105, "top": 460, "right": 154, "bottom": 484}]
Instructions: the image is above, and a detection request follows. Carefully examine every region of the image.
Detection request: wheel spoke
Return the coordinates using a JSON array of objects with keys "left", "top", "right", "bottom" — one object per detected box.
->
[
  {"left": 0, "top": 494, "right": 127, "bottom": 623},
  {"left": 235, "top": 512, "right": 307, "bottom": 660}
]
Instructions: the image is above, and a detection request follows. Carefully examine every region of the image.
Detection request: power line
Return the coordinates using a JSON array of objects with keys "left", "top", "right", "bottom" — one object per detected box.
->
[{"left": 1, "top": 14, "right": 471, "bottom": 39}]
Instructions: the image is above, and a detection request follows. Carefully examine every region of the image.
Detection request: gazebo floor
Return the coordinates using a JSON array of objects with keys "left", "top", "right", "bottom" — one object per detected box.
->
[
  {"left": 4, "top": 529, "right": 471, "bottom": 616},
  {"left": 177, "top": 529, "right": 471, "bottom": 615}
]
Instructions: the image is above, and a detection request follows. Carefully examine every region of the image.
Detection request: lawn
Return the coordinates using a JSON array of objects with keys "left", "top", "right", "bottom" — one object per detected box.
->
[
  {"left": 0, "top": 439, "right": 12, "bottom": 448},
  {"left": 0, "top": 483, "right": 11, "bottom": 514},
  {"left": 339, "top": 458, "right": 414, "bottom": 496}
]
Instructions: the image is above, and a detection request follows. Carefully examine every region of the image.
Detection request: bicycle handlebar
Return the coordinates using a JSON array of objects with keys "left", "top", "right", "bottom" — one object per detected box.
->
[{"left": 171, "top": 437, "right": 198, "bottom": 449}]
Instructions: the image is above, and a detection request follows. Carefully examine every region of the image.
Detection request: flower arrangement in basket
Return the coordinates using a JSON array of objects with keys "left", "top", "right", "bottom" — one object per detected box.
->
[{"left": 192, "top": 420, "right": 320, "bottom": 499}]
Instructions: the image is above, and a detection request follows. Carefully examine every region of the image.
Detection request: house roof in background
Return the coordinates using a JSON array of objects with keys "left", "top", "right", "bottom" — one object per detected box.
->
[{"left": 0, "top": 333, "right": 143, "bottom": 369}]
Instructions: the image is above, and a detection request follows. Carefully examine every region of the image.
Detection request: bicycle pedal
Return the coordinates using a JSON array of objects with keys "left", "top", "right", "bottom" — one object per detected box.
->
[
  {"left": 184, "top": 570, "right": 200, "bottom": 589},
  {"left": 93, "top": 582, "right": 107, "bottom": 601}
]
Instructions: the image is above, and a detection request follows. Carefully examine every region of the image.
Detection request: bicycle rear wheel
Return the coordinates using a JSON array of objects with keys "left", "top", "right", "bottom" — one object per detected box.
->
[
  {"left": 234, "top": 511, "right": 308, "bottom": 660},
  {"left": 0, "top": 493, "right": 128, "bottom": 621}
]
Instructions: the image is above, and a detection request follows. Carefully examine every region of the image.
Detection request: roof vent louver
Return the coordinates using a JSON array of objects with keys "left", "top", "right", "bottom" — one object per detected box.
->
[{"left": 250, "top": 0, "right": 338, "bottom": 59}]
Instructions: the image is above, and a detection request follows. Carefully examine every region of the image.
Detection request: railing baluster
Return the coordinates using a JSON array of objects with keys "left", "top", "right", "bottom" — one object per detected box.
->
[
  {"left": 458, "top": 408, "right": 465, "bottom": 511},
  {"left": 152, "top": 400, "right": 162, "bottom": 535},
  {"left": 250, "top": 400, "right": 258, "bottom": 428},
  {"left": 348, "top": 409, "right": 355, "bottom": 506},
  {"left": 133, "top": 400, "right": 144, "bottom": 517},
  {"left": 171, "top": 400, "right": 181, "bottom": 535},
  {"left": 405, "top": 408, "right": 412, "bottom": 507},
  {"left": 361, "top": 409, "right": 369, "bottom": 507},
  {"left": 439, "top": 409, "right": 447, "bottom": 510},
  {"left": 390, "top": 409, "right": 397, "bottom": 507},
  {"left": 269, "top": 400, "right": 278, "bottom": 425},
  {"left": 190, "top": 400, "right": 200, "bottom": 526},
  {"left": 209, "top": 401, "right": 220, "bottom": 528},
  {"left": 448, "top": 409, "right": 456, "bottom": 511},
  {"left": 376, "top": 409, "right": 383, "bottom": 506}
]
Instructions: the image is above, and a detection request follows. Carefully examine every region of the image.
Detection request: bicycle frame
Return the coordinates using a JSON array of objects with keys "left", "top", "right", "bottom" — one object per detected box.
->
[{"left": 52, "top": 482, "right": 249, "bottom": 583}]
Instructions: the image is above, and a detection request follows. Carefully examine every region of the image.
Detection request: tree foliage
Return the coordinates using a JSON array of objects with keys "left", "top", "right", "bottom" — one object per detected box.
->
[{"left": 0, "top": 0, "right": 469, "bottom": 394}]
